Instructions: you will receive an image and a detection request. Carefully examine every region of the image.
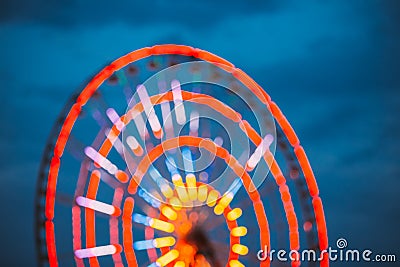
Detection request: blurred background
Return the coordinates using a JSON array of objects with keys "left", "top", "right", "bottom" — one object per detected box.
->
[{"left": 0, "top": 0, "right": 399, "bottom": 266}]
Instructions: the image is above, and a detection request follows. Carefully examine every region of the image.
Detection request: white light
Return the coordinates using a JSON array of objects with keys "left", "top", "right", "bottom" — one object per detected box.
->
[
  {"left": 74, "top": 244, "right": 117, "bottom": 259},
  {"left": 131, "top": 110, "right": 148, "bottom": 140},
  {"left": 161, "top": 100, "right": 174, "bottom": 140},
  {"left": 246, "top": 134, "right": 274, "bottom": 170},
  {"left": 214, "top": 136, "right": 223, "bottom": 146},
  {"left": 137, "top": 84, "right": 162, "bottom": 137},
  {"left": 189, "top": 111, "right": 199, "bottom": 135},
  {"left": 106, "top": 108, "right": 125, "bottom": 131},
  {"left": 171, "top": 80, "right": 186, "bottom": 125},
  {"left": 76, "top": 196, "right": 116, "bottom": 215},
  {"left": 84, "top": 146, "right": 118, "bottom": 174},
  {"left": 126, "top": 135, "right": 140, "bottom": 150}
]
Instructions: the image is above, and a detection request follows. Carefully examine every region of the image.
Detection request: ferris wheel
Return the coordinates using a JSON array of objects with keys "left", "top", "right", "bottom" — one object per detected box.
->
[{"left": 35, "top": 45, "right": 328, "bottom": 267}]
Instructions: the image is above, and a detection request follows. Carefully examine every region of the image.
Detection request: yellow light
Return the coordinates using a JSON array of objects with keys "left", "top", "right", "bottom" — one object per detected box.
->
[
  {"left": 219, "top": 193, "right": 234, "bottom": 206},
  {"left": 214, "top": 193, "right": 233, "bottom": 215},
  {"left": 153, "top": 236, "right": 176, "bottom": 248},
  {"left": 176, "top": 186, "right": 189, "bottom": 203},
  {"left": 172, "top": 174, "right": 189, "bottom": 203},
  {"left": 214, "top": 205, "right": 224, "bottom": 215},
  {"left": 169, "top": 197, "right": 182, "bottom": 210},
  {"left": 186, "top": 174, "right": 198, "bottom": 201},
  {"left": 229, "top": 259, "right": 244, "bottom": 267},
  {"left": 206, "top": 190, "right": 219, "bottom": 207},
  {"left": 174, "top": 261, "right": 185, "bottom": 267},
  {"left": 198, "top": 184, "right": 208, "bottom": 203},
  {"left": 227, "top": 208, "right": 242, "bottom": 221},
  {"left": 149, "top": 218, "right": 175, "bottom": 233},
  {"left": 161, "top": 206, "right": 178, "bottom": 221},
  {"left": 232, "top": 244, "right": 249, "bottom": 255},
  {"left": 172, "top": 174, "right": 184, "bottom": 186},
  {"left": 231, "top": 226, "right": 247, "bottom": 237},
  {"left": 160, "top": 184, "right": 174, "bottom": 199},
  {"left": 156, "top": 249, "right": 179, "bottom": 266}
]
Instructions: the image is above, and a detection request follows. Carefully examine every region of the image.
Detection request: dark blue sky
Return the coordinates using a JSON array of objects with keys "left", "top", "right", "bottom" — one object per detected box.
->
[{"left": 0, "top": 0, "right": 399, "bottom": 266}]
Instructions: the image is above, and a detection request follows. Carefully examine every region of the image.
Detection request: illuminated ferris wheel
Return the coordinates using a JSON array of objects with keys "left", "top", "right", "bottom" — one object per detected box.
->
[{"left": 35, "top": 45, "right": 328, "bottom": 267}]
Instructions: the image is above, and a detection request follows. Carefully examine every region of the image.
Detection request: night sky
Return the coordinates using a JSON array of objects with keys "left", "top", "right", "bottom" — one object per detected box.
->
[{"left": 0, "top": 1, "right": 399, "bottom": 266}]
